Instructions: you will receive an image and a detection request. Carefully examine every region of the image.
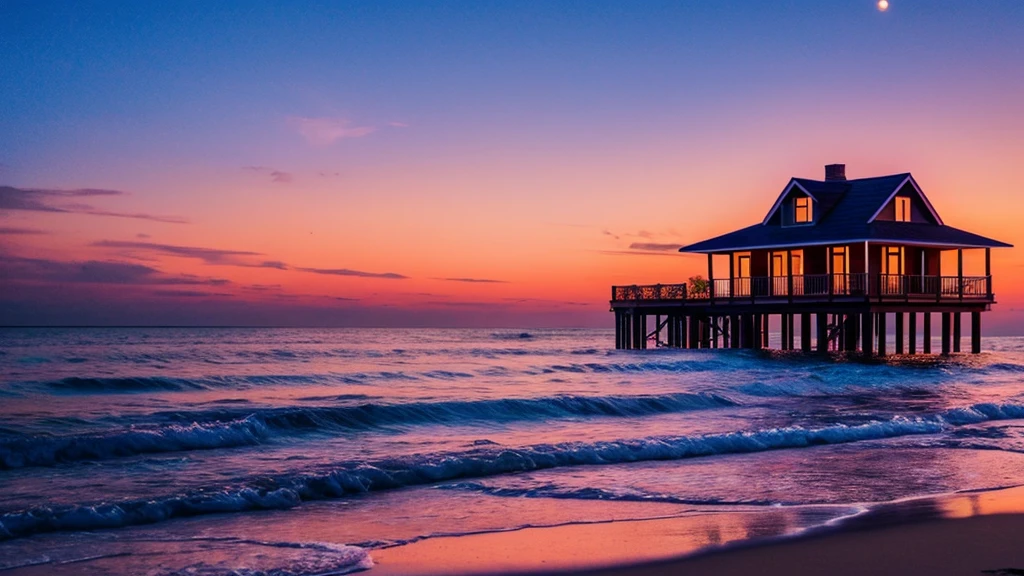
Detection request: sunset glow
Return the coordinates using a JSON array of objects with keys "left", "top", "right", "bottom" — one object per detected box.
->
[{"left": 2, "top": 2, "right": 1022, "bottom": 331}]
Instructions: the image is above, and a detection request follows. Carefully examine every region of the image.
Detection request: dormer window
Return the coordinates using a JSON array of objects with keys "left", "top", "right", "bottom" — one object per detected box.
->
[
  {"left": 794, "top": 196, "right": 812, "bottom": 223},
  {"left": 895, "top": 197, "right": 911, "bottom": 222}
]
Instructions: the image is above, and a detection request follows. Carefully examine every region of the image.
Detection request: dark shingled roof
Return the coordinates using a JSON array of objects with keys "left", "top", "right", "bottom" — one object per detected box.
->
[{"left": 681, "top": 173, "right": 1012, "bottom": 253}]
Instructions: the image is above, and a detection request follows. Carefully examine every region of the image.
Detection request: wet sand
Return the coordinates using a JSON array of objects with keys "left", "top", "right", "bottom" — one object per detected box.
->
[{"left": 371, "top": 486, "right": 1024, "bottom": 576}]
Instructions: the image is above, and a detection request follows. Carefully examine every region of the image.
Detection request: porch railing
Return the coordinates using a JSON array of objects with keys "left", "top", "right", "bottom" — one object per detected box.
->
[{"left": 612, "top": 274, "right": 992, "bottom": 302}]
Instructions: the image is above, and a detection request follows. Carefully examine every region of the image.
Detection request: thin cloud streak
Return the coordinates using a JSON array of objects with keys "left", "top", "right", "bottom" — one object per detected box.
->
[
  {"left": 91, "top": 240, "right": 262, "bottom": 264},
  {"left": 91, "top": 240, "right": 410, "bottom": 279},
  {"left": 0, "top": 254, "right": 231, "bottom": 286},
  {"left": 628, "top": 242, "right": 683, "bottom": 252},
  {"left": 297, "top": 267, "right": 408, "bottom": 280},
  {"left": 434, "top": 277, "right": 509, "bottom": 284},
  {"left": 0, "top": 186, "right": 188, "bottom": 224},
  {"left": 287, "top": 116, "right": 376, "bottom": 146},
  {"left": 0, "top": 227, "right": 47, "bottom": 235}
]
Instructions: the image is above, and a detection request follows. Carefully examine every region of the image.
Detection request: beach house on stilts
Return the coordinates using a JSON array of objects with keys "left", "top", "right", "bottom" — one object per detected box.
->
[{"left": 610, "top": 164, "right": 1012, "bottom": 355}]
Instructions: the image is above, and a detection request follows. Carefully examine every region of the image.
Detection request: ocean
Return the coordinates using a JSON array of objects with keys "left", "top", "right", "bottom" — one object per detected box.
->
[{"left": 2, "top": 327, "right": 1024, "bottom": 574}]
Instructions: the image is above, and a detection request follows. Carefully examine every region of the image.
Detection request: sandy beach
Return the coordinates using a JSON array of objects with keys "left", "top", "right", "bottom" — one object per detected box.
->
[{"left": 372, "top": 486, "right": 1024, "bottom": 576}]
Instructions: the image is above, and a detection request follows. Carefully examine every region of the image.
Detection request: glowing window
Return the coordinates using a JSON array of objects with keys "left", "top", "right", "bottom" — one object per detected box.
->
[
  {"left": 794, "top": 197, "right": 812, "bottom": 223},
  {"left": 895, "top": 197, "right": 911, "bottom": 222}
]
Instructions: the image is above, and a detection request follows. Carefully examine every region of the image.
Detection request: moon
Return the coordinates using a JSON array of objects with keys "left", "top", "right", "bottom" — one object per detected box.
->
[{"left": 877, "top": 0, "right": 889, "bottom": 11}]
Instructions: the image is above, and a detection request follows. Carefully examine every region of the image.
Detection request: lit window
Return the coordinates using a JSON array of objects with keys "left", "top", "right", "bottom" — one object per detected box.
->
[
  {"left": 794, "top": 197, "right": 812, "bottom": 223},
  {"left": 895, "top": 197, "right": 911, "bottom": 222}
]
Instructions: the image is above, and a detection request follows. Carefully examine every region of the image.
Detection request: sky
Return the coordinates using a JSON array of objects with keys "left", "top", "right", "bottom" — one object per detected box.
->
[{"left": 1, "top": 0, "right": 1023, "bottom": 330}]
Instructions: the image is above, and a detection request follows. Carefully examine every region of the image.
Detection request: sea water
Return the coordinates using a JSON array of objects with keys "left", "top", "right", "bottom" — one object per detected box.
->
[{"left": 1, "top": 328, "right": 1024, "bottom": 574}]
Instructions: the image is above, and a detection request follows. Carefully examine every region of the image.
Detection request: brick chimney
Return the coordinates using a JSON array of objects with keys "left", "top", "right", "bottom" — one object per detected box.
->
[{"left": 825, "top": 164, "right": 846, "bottom": 181}]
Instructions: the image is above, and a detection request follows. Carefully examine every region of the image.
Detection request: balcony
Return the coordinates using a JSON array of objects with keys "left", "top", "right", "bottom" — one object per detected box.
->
[{"left": 611, "top": 274, "right": 992, "bottom": 303}]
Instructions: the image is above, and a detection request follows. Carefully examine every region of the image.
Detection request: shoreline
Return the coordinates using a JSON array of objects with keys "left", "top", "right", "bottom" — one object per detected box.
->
[{"left": 370, "top": 485, "right": 1024, "bottom": 576}]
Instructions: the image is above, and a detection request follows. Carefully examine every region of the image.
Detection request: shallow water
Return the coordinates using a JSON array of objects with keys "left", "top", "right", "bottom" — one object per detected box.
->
[{"left": 1, "top": 328, "right": 1023, "bottom": 574}]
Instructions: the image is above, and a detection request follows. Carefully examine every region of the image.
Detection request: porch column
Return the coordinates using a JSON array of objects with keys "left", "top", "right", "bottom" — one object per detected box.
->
[
  {"left": 861, "top": 311, "right": 873, "bottom": 357},
  {"left": 708, "top": 254, "right": 715, "bottom": 303},
  {"left": 877, "top": 312, "right": 887, "bottom": 356},
  {"left": 895, "top": 313, "right": 905, "bottom": 354},
  {"left": 972, "top": 311, "right": 982, "bottom": 354},
  {"left": 817, "top": 312, "right": 829, "bottom": 353},
  {"left": 953, "top": 313, "right": 962, "bottom": 353},
  {"left": 986, "top": 248, "right": 992, "bottom": 298},
  {"left": 908, "top": 312, "right": 917, "bottom": 355},
  {"left": 958, "top": 249, "right": 964, "bottom": 300},
  {"left": 941, "top": 313, "right": 951, "bottom": 356},
  {"left": 787, "top": 251, "right": 794, "bottom": 302},
  {"left": 728, "top": 252, "right": 735, "bottom": 301},
  {"left": 923, "top": 313, "right": 932, "bottom": 354},
  {"left": 801, "top": 313, "right": 812, "bottom": 353}
]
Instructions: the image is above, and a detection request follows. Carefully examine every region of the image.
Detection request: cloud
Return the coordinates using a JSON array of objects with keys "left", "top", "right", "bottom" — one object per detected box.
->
[
  {"left": 152, "top": 290, "right": 233, "bottom": 298},
  {"left": 388, "top": 121, "right": 409, "bottom": 128},
  {"left": 297, "top": 267, "right": 408, "bottom": 280},
  {"left": 596, "top": 250, "right": 687, "bottom": 258},
  {"left": 244, "top": 166, "right": 293, "bottom": 184},
  {"left": 0, "top": 227, "right": 46, "bottom": 235},
  {"left": 91, "top": 240, "right": 262, "bottom": 264},
  {"left": 287, "top": 116, "right": 375, "bottom": 146},
  {"left": 91, "top": 240, "right": 409, "bottom": 279},
  {"left": 0, "top": 254, "right": 231, "bottom": 286},
  {"left": 0, "top": 186, "right": 188, "bottom": 224},
  {"left": 628, "top": 242, "right": 683, "bottom": 252},
  {"left": 243, "top": 284, "right": 282, "bottom": 292},
  {"left": 136, "top": 233, "right": 151, "bottom": 239},
  {"left": 433, "top": 277, "right": 509, "bottom": 284},
  {"left": 602, "top": 229, "right": 621, "bottom": 240}
]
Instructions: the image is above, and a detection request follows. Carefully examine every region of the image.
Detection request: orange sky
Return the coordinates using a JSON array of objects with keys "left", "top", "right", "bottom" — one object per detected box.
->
[{"left": 2, "top": 2, "right": 1022, "bottom": 329}]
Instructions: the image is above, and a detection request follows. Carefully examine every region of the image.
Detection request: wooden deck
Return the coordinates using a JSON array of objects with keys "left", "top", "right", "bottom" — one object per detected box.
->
[{"left": 611, "top": 274, "right": 992, "bottom": 309}]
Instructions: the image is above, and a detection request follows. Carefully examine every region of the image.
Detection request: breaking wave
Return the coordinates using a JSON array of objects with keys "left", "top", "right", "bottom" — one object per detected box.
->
[
  {"left": 0, "top": 392, "right": 736, "bottom": 469},
  {"left": 5, "top": 402, "right": 1024, "bottom": 541}
]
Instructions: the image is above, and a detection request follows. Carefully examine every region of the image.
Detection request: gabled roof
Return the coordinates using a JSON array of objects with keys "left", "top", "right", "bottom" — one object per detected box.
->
[{"left": 681, "top": 172, "right": 1012, "bottom": 253}]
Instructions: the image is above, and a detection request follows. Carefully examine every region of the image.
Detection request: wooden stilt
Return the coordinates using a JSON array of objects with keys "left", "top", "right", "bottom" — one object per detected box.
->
[
  {"left": 817, "top": 313, "right": 828, "bottom": 353},
  {"left": 845, "top": 314, "right": 859, "bottom": 352},
  {"left": 908, "top": 312, "right": 917, "bottom": 355},
  {"left": 895, "top": 312, "right": 905, "bottom": 354},
  {"left": 689, "top": 315, "right": 699, "bottom": 349},
  {"left": 640, "top": 314, "right": 648, "bottom": 350},
  {"left": 801, "top": 313, "right": 812, "bottom": 353},
  {"left": 861, "top": 311, "right": 873, "bottom": 357},
  {"left": 877, "top": 312, "right": 887, "bottom": 356},
  {"left": 762, "top": 314, "right": 770, "bottom": 348},
  {"left": 941, "top": 313, "right": 951, "bottom": 355},
  {"left": 971, "top": 311, "right": 981, "bottom": 354},
  {"left": 780, "top": 313, "right": 789, "bottom": 350},
  {"left": 923, "top": 313, "right": 932, "bottom": 354},
  {"left": 953, "top": 313, "right": 962, "bottom": 353},
  {"left": 731, "top": 315, "right": 741, "bottom": 349}
]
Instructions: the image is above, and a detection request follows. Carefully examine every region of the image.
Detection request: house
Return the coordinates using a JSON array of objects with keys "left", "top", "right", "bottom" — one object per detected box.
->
[{"left": 610, "top": 164, "right": 1012, "bottom": 356}]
